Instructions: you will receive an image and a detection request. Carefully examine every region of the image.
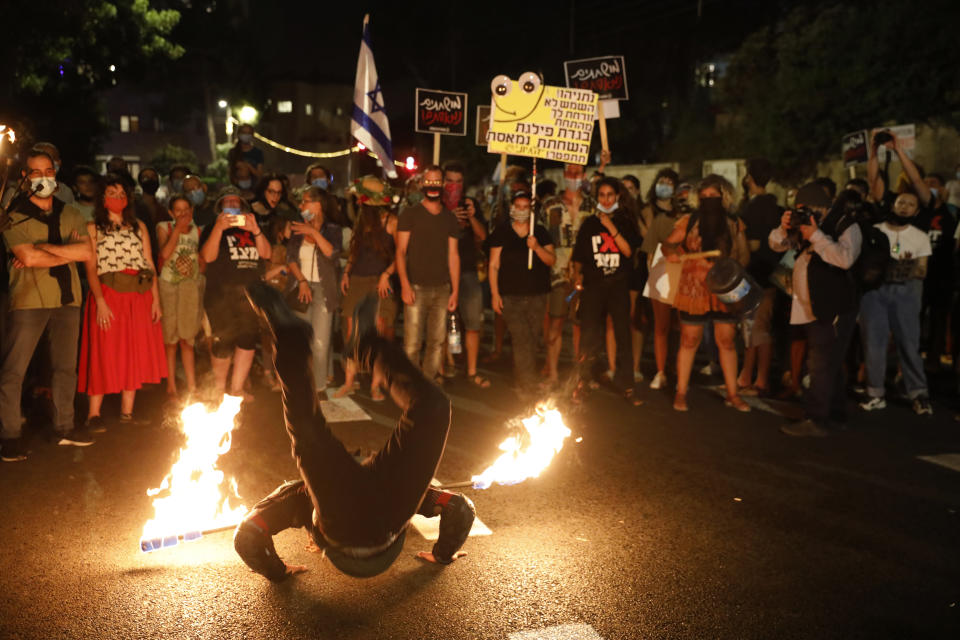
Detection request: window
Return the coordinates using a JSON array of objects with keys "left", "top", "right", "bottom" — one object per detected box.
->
[
  {"left": 277, "top": 100, "right": 293, "bottom": 113},
  {"left": 305, "top": 103, "right": 313, "bottom": 116},
  {"left": 120, "top": 116, "right": 129, "bottom": 132},
  {"left": 129, "top": 116, "right": 139, "bottom": 132}
]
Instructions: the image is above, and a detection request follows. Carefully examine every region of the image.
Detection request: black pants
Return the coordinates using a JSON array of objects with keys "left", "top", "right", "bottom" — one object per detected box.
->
[
  {"left": 579, "top": 276, "right": 632, "bottom": 390},
  {"left": 803, "top": 311, "right": 857, "bottom": 425},
  {"left": 501, "top": 294, "right": 546, "bottom": 391},
  {"left": 275, "top": 331, "right": 450, "bottom": 548}
]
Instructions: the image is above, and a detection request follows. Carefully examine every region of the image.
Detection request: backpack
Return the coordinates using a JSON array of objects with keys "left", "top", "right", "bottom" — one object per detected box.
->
[{"left": 852, "top": 222, "right": 890, "bottom": 292}]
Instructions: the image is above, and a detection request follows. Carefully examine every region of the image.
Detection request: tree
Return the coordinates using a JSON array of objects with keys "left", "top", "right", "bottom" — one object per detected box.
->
[
  {"left": 0, "top": 0, "right": 183, "bottom": 166},
  {"left": 717, "top": 0, "right": 960, "bottom": 180},
  {"left": 149, "top": 143, "right": 199, "bottom": 176}
]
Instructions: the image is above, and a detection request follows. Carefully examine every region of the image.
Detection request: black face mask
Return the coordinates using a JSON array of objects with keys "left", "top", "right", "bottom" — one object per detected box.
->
[
  {"left": 698, "top": 196, "right": 729, "bottom": 252},
  {"left": 140, "top": 179, "right": 160, "bottom": 196},
  {"left": 890, "top": 213, "right": 916, "bottom": 227}
]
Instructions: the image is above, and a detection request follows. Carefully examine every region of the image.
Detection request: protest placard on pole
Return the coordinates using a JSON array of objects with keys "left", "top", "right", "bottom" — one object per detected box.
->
[
  {"left": 486, "top": 75, "right": 598, "bottom": 166},
  {"left": 415, "top": 88, "right": 468, "bottom": 165},
  {"left": 842, "top": 130, "right": 869, "bottom": 167},
  {"left": 563, "top": 55, "right": 629, "bottom": 101}
]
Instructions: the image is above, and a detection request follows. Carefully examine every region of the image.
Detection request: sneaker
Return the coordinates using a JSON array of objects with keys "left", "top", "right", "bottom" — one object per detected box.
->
[
  {"left": 1, "top": 438, "right": 27, "bottom": 462},
  {"left": 780, "top": 419, "right": 829, "bottom": 438},
  {"left": 859, "top": 396, "right": 887, "bottom": 411},
  {"left": 603, "top": 369, "right": 614, "bottom": 381},
  {"left": 85, "top": 416, "right": 107, "bottom": 434},
  {"left": 649, "top": 371, "right": 667, "bottom": 390},
  {"left": 57, "top": 429, "right": 94, "bottom": 447},
  {"left": 912, "top": 396, "right": 934, "bottom": 416},
  {"left": 633, "top": 371, "right": 644, "bottom": 383},
  {"left": 699, "top": 362, "right": 717, "bottom": 376}
]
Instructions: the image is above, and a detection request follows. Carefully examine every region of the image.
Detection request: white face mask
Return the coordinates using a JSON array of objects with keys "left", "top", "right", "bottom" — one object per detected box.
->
[
  {"left": 597, "top": 201, "right": 619, "bottom": 214},
  {"left": 564, "top": 178, "right": 582, "bottom": 193},
  {"left": 30, "top": 176, "right": 58, "bottom": 198},
  {"left": 509, "top": 206, "right": 530, "bottom": 222}
]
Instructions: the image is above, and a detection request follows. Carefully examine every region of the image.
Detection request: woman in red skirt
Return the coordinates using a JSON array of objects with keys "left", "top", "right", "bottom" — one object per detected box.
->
[{"left": 79, "top": 174, "right": 167, "bottom": 429}]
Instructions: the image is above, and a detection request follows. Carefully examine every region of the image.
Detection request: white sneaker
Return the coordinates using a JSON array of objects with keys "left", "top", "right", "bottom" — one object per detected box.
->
[
  {"left": 699, "top": 362, "right": 716, "bottom": 376},
  {"left": 859, "top": 396, "right": 887, "bottom": 411},
  {"left": 633, "top": 371, "right": 644, "bottom": 383},
  {"left": 649, "top": 371, "right": 667, "bottom": 389},
  {"left": 603, "top": 369, "right": 614, "bottom": 381}
]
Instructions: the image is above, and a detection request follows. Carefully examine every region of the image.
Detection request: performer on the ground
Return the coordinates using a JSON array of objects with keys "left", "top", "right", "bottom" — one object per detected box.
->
[{"left": 234, "top": 282, "right": 475, "bottom": 581}]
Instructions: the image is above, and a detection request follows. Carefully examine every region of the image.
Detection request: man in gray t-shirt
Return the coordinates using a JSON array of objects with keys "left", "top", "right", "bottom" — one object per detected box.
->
[{"left": 396, "top": 165, "right": 460, "bottom": 380}]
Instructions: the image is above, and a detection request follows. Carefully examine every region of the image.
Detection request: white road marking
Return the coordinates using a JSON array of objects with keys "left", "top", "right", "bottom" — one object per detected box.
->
[
  {"left": 917, "top": 453, "right": 960, "bottom": 473},
  {"left": 509, "top": 624, "right": 604, "bottom": 639},
  {"left": 409, "top": 513, "right": 492, "bottom": 540},
  {"left": 319, "top": 395, "right": 371, "bottom": 422}
]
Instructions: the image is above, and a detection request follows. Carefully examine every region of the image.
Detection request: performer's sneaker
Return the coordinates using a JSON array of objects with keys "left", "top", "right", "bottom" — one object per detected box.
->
[
  {"left": 1, "top": 438, "right": 27, "bottom": 462},
  {"left": 57, "top": 429, "right": 94, "bottom": 447}
]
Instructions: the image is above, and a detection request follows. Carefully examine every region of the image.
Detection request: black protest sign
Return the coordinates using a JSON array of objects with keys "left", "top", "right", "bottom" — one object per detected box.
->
[
  {"left": 415, "top": 88, "right": 468, "bottom": 136},
  {"left": 842, "top": 130, "right": 869, "bottom": 166},
  {"left": 475, "top": 105, "right": 491, "bottom": 146},
  {"left": 563, "top": 55, "right": 628, "bottom": 101}
]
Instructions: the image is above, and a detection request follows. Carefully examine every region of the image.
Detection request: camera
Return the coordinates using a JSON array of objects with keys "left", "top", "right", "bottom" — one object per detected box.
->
[
  {"left": 873, "top": 130, "right": 893, "bottom": 148},
  {"left": 789, "top": 206, "right": 814, "bottom": 228}
]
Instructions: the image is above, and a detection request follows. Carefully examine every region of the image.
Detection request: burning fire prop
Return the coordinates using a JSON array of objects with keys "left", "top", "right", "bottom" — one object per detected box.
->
[
  {"left": 469, "top": 404, "right": 572, "bottom": 490},
  {"left": 139, "top": 396, "right": 247, "bottom": 552}
]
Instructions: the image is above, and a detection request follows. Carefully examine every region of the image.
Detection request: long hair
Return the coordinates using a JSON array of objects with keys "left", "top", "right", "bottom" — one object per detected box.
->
[
  {"left": 94, "top": 173, "right": 140, "bottom": 238},
  {"left": 350, "top": 204, "right": 391, "bottom": 262},
  {"left": 253, "top": 173, "right": 287, "bottom": 210},
  {"left": 596, "top": 176, "right": 640, "bottom": 237},
  {"left": 644, "top": 167, "right": 680, "bottom": 212}
]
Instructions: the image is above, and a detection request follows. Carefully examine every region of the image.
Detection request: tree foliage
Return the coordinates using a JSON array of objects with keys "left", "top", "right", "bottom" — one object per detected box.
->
[{"left": 717, "top": 0, "right": 960, "bottom": 180}]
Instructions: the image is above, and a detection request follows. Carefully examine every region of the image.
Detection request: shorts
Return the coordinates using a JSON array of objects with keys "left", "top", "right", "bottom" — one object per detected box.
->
[
  {"left": 458, "top": 271, "right": 483, "bottom": 332},
  {"left": 548, "top": 281, "right": 575, "bottom": 319},
  {"left": 741, "top": 287, "right": 776, "bottom": 347},
  {"left": 341, "top": 274, "right": 398, "bottom": 327},
  {"left": 205, "top": 285, "right": 261, "bottom": 358},
  {"left": 678, "top": 310, "right": 737, "bottom": 326},
  {"left": 159, "top": 277, "right": 203, "bottom": 345}
]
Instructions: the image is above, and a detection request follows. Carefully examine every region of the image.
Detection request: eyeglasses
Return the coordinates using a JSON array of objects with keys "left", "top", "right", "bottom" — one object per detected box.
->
[{"left": 266, "top": 188, "right": 283, "bottom": 196}]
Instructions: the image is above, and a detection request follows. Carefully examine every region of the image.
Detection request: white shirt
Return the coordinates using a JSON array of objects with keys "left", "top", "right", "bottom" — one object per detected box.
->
[
  {"left": 299, "top": 242, "right": 321, "bottom": 282},
  {"left": 769, "top": 224, "right": 862, "bottom": 324},
  {"left": 875, "top": 221, "right": 931, "bottom": 261}
]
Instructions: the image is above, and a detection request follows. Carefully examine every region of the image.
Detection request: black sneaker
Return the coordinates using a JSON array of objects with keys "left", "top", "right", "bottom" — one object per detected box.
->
[
  {"left": 57, "top": 429, "right": 95, "bottom": 447},
  {"left": 1, "top": 438, "right": 27, "bottom": 462},
  {"left": 85, "top": 416, "right": 107, "bottom": 433}
]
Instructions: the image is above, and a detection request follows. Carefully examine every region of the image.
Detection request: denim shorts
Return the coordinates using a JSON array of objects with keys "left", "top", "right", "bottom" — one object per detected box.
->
[{"left": 458, "top": 271, "right": 483, "bottom": 331}]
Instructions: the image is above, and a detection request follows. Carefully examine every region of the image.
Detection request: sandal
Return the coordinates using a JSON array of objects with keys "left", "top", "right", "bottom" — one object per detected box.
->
[
  {"left": 673, "top": 393, "right": 688, "bottom": 412},
  {"left": 725, "top": 395, "right": 751, "bottom": 412},
  {"left": 467, "top": 374, "right": 490, "bottom": 389},
  {"left": 623, "top": 388, "right": 643, "bottom": 407}
]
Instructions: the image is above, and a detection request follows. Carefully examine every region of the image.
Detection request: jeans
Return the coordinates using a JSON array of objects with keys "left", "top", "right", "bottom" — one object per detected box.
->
[
  {"left": 294, "top": 282, "right": 334, "bottom": 392},
  {"left": 403, "top": 284, "right": 450, "bottom": 381},
  {"left": 501, "top": 294, "right": 547, "bottom": 391},
  {"left": 0, "top": 306, "right": 81, "bottom": 438},
  {"left": 803, "top": 310, "right": 857, "bottom": 425},
  {"left": 579, "top": 277, "right": 632, "bottom": 390},
  {"left": 861, "top": 280, "right": 927, "bottom": 399}
]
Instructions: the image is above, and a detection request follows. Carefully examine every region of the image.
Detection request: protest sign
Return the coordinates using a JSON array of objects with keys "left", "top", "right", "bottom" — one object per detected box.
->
[
  {"left": 475, "top": 104, "right": 491, "bottom": 146},
  {"left": 841, "top": 130, "right": 869, "bottom": 166},
  {"left": 415, "top": 88, "right": 468, "bottom": 136},
  {"left": 563, "top": 55, "right": 628, "bottom": 101},
  {"left": 486, "top": 75, "right": 598, "bottom": 166}
]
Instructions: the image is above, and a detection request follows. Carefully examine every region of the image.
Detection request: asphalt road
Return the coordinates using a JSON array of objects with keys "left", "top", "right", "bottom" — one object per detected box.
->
[{"left": 2, "top": 352, "right": 959, "bottom": 639}]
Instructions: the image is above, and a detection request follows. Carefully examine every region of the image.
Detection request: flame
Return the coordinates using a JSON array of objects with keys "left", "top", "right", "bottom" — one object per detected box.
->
[
  {"left": 471, "top": 404, "right": 572, "bottom": 489},
  {"left": 141, "top": 395, "right": 247, "bottom": 542}
]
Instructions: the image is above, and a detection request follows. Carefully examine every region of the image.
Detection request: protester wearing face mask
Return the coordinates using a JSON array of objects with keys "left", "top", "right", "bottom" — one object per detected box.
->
[
  {"left": 639, "top": 168, "right": 681, "bottom": 390},
  {"left": 156, "top": 165, "right": 190, "bottom": 207},
  {"left": 199, "top": 186, "right": 272, "bottom": 399},
  {"left": 571, "top": 177, "right": 643, "bottom": 406},
  {"left": 286, "top": 187, "right": 342, "bottom": 399},
  {"left": 181, "top": 174, "right": 213, "bottom": 227},
  {"left": 769, "top": 184, "right": 862, "bottom": 436},
  {"left": 305, "top": 163, "right": 333, "bottom": 191},
  {"left": 0, "top": 149, "right": 96, "bottom": 461},
  {"left": 441, "top": 163, "right": 488, "bottom": 388},
  {"left": 487, "top": 191, "right": 555, "bottom": 394},
  {"left": 227, "top": 124, "right": 264, "bottom": 187},
  {"left": 396, "top": 165, "right": 461, "bottom": 383},
  {"left": 869, "top": 131, "right": 957, "bottom": 380},
  {"left": 663, "top": 174, "right": 750, "bottom": 413},
  {"left": 32, "top": 141, "right": 75, "bottom": 205},
  {"left": 70, "top": 166, "right": 100, "bottom": 222},
  {"left": 540, "top": 162, "right": 597, "bottom": 387},
  {"left": 79, "top": 174, "right": 167, "bottom": 430}
]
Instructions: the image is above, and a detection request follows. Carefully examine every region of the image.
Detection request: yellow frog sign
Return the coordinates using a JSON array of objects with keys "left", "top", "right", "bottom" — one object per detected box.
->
[{"left": 486, "top": 72, "right": 598, "bottom": 165}]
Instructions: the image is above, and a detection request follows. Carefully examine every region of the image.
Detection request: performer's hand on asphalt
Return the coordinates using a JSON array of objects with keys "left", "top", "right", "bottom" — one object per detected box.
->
[
  {"left": 304, "top": 539, "right": 322, "bottom": 553},
  {"left": 284, "top": 563, "right": 309, "bottom": 577},
  {"left": 416, "top": 551, "right": 467, "bottom": 564}
]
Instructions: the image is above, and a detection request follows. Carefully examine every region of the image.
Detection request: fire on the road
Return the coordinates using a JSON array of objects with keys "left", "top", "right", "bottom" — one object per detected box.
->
[
  {"left": 140, "top": 395, "right": 247, "bottom": 552},
  {"left": 471, "top": 403, "right": 572, "bottom": 490}
]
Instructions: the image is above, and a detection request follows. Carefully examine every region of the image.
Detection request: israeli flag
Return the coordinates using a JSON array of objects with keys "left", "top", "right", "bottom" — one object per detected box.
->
[{"left": 351, "top": 14, "right": 397, "bottom": 179}]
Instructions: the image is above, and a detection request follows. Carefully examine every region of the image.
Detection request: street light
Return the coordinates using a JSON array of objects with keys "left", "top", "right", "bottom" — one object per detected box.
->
[
  {"left": 237, "top": 106, "right": 258, "bottom": 124},
  {"left": 217, "top": 99, "right": 227, "bottom": 109}
]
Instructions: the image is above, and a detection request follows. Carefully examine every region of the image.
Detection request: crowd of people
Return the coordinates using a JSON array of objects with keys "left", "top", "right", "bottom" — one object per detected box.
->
[{"left": 2, "top": 127, "right": 958, "bottom": 461}]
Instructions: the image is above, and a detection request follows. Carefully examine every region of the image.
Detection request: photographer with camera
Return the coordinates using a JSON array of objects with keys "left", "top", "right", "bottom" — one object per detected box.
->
[{"left": 769, "top": 184, "right": 862, "bottom": 437}]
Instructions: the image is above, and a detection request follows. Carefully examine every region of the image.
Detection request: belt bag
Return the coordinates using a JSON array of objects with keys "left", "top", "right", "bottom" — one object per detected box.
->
[{"left": 101, "top": 269, "right": 154, "bottom": 294}]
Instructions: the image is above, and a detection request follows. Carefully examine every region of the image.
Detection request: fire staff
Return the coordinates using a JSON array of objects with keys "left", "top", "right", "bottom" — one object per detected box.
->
[{"left": 235, "top": 282, "right": 475, "bottom": 581}]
